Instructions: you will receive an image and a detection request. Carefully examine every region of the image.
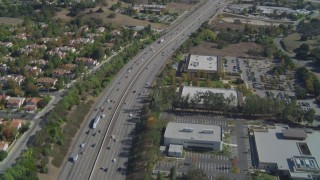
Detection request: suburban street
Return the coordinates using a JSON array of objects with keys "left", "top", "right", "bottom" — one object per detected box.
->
[{"left": 58, "top": 0, "right": 229, "bottom": 179}]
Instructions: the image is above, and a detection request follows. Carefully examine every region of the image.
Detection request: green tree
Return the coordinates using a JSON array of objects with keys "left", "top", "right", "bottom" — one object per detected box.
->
[
  {"left": 0, "top": 150, "right": 7, "bottom": 161},
  {"left": 304, "top": 109, "right": 315, "bottom": 124},
  {"left": 157, "top": 171, "right": 164, "bottom": 180},
  {"left": 169, "top": 166, "right": 177, "bottom": 180}
]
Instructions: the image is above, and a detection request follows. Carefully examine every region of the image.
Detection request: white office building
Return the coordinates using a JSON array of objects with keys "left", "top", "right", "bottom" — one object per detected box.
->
[
  {"left": 253, "top": 125, "right": 320, "bottom": 179},
  {"left": 164, "top": 122, "right": 222, "bottom": 151}
]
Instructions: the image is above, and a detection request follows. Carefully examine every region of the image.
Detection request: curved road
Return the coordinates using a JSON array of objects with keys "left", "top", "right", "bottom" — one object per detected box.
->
[{"left": 58, "top": 0, "right": 228, "bottom": 179}]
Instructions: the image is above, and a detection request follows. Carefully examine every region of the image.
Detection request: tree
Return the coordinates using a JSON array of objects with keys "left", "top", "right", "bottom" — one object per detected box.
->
[
  {"left": 157, "top": 171, "right": 164, "bottom": 180},
  {"left": 169, "top": 166, "right": 177, "bottom": 180},
  {"left": 108, "top": 13, "right": 116, "bottom": 18},
  {"left": 92, "top": 47, "right": 105, "bottom": 60},
  {"left": 304, "top": 109, "right": 315, "bottom": 124},
  {"left": 183, "top": 168, "right": 208, "bottom": 180},
  {"left": 19, "top": 122, "right": 31, "bottom": 134},
  {"left": 0, "top": 150, "right": 7, "bottom": 161}
]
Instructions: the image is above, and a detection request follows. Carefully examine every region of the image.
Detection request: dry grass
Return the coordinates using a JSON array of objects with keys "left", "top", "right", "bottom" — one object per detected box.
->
[
  {"left": 0, "top": 17, "right": 23, "bottom": 25},
  {"left": 190, "top": 41, "right": 262, "bottom": 57},
  {"left": 166, "top": 2, "right": 196, "bottom": 11},
  {"left": 54, "top": 6, "right": 167, "bottom": 29},
  {"left": 38, "top": 157, "right": 60, "bottom": 180},
  {"left": 282, "top": 33, "right": 301, "bottom": 53},
  {"left": 282, "top": 33, "right": 319, "bottom": 53}
]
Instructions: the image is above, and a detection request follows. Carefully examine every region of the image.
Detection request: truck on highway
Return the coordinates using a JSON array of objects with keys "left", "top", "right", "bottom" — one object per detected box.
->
[
  {"left": 158, "top": 39, "right": 164, "bottom": 43},
  {"left": 92, "top": 115, "right": 100, "bottom": 129}
]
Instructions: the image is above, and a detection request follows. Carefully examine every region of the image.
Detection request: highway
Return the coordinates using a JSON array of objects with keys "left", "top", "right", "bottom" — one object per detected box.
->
[{"left": 58, "top": 0, "right": 227, "bottom": 179}]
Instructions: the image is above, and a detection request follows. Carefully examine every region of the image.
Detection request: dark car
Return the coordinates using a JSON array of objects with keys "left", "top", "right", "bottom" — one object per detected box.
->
[{"left": 132, "top": 90, "right": 136, "bottom": 93}]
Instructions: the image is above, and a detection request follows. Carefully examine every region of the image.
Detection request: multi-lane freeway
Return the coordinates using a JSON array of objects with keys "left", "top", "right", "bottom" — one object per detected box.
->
[{"left": 58, "top": 0, "right": 227, "bottom": 179}]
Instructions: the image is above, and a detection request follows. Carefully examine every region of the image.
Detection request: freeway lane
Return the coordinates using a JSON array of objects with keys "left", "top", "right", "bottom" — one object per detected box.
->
[{"left": 58, "top": 0, "right": 227, "bottom": 179}]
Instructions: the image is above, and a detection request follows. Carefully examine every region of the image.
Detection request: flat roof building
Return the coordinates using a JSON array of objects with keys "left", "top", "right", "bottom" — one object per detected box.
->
[
  {"left": 185, "top": 54, "right": 222, "bottom": 74},
  {"left": 253, "top": 125, "right": 320, "bottom": 179},
  {"left": 164, "top": 122, "right": 222, "bottom": 151},
  {"left": 168, "top": 144, "right": 183, "bottom": 158},
  {"left": 180, "top": 86, "right": 241, "bottom": 106}
]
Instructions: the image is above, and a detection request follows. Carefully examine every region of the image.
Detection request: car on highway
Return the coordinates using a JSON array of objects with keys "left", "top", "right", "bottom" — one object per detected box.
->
[
  {"left": 70, "top": 153, "right": 78, "bottom": 162},
  {"left": 112, "top": 158, "right": 116, "bottom": 163}
]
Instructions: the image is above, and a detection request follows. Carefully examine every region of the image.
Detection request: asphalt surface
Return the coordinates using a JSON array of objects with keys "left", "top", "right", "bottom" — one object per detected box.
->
[{"left": 58, "top": 1, "right": 228, "bottom": 179}]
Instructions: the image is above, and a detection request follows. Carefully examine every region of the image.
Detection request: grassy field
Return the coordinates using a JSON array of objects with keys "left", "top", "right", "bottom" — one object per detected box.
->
[
  {"left": 51, "top": 99, "right": 95, "bottom": 167},
  {"left": 53, "top": 0, "right": 197, "bottom": 29},
  {"left": 0, "top": 17, "right": 23, "bottom": 25},
  {"left": 282, "top": 33, "right": 319, "bottom": 53},
  {"left": 190, "top": 41, "right": 262, "bottom": 58},
  {"left": 199, "top": 80, "right": 224, "bottom": 88}
]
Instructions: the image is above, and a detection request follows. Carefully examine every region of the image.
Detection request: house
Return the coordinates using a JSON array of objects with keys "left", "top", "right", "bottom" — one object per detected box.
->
[
  {"left": 14, "top": 33, "right": 28, "bottom": 40},
  {"left": 0, "top": 142, "right": 8, "bottom": 151},
  {"left": 52, "top": 68, "right": 74, "bottom": 79},
  {"left": 25, "top": 97, "right": 42, "bottom": 106},
  {"left": 0, "top": 42, "right": 13, "bottom": 48},
  {"left": 6, "top": 97, "right": 26, "bottom": 109},
  {"left": 79, "top": 26, "right": 89, "bottom": 32},
  {"left": 1, "top": 119, "right": 22, "bottom": 130},
  {"left": 36, "top": 77, "right": 58, "bottom": 87},
  {"left": 30, "top": 59, "right": 47, "bottom": 68},
  {"left": 0, "top": 75, "right": 25, "bottom": 86},
  {"left": 111, "top": 30, "right": 121, "bottom": 36},
  {"left": 0, "top": 94, "right": 10, "bottom": 102},
  {"left": 97, "top": 27, "right": 105, "bottom": 33},
  {"left": 62, "top": 64, "right": 77, "bottom": 71},
  {"left": 0, "top": 64, "right": 8, "bottom": 73},
  {"left": 25, "top": 66, "right": 42, "bottom": 76},
  {"left": 75, "top": 57, "right": 98, "bottom": 67},
  {"left": 24, "top": 97, "right": 42, "bottom": 112},
  {"left": 133, "top": 4, "right": 166, "bottom": 14}
]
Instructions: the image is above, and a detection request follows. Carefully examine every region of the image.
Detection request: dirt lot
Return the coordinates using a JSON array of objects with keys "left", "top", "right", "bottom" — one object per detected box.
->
[
  {"left": 167, "top": 2, "right": 197, "bottom": 11},
  {"left": 38, "top": 157, "right": 60, "bottom": 180},
  {"left": 189, "top": 41, "right": 262, "bottom": 57},
  {"left": 209, "top": 14, "right": 281, "bottom": 31},
  {"left": 210, "top": 16, "right": 246, "bottom": 30},
  {"left": 0, "top": 17, "right": 23, "bottom": 25}
]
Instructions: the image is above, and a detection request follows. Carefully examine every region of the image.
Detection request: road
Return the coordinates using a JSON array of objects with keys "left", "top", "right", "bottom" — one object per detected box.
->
[{"left": 58, "top": 0, "right": 228, "bottom": 179}]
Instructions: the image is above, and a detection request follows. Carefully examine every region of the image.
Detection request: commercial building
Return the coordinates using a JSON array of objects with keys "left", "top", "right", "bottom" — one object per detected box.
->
[
  {"left": 185, "top": 54, "right": 223, "bottom": 75},
  {"left": 164, "top": 122, "right": 222, "bottom": 151},
  {"left": 168, "top": 144, "right": 183, "bottom": 158},
  {"left": 253, "top": 125, "right": 320, "bottom": 179},
  {"left": 179, "top": 86, "right": 242, "bottom": 106}
]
